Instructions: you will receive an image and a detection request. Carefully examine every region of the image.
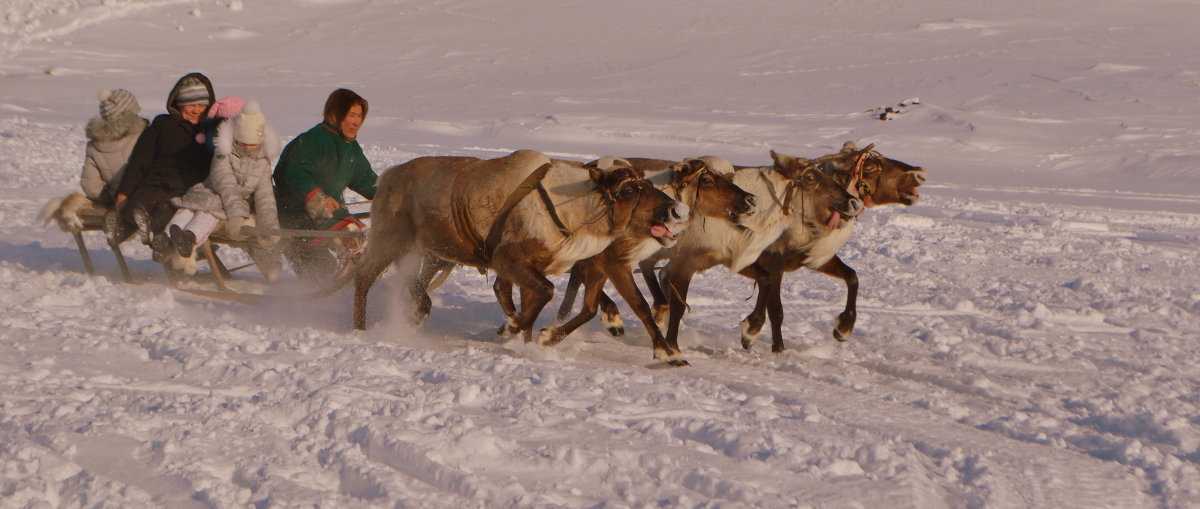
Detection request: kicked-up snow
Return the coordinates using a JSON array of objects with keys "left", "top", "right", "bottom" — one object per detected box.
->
[{"left": 1, "top": 0, "right": 1199, "bottom": 507}]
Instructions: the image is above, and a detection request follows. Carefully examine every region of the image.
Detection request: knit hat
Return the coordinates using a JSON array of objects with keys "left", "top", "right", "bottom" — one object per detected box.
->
[
  {"left": 174, "top": 78, "right": 211, "bottom": 107},
  {"left": 98, "top": 88, "right": 139, "bottom": 120},
  {"left": 233, "top": 100, "right": 266, "bottom": 145},
  {"left": 207, "top": 96, "right": 245, "bottom": 119}
]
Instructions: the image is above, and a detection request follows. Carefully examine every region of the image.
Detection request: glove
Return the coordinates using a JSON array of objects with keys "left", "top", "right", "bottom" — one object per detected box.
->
[
  {"left": 227, "top": 216, "right": 248, "bottom": 240},
  {"left": 305, "top": 191, "right": 341, "bottom": 219}
]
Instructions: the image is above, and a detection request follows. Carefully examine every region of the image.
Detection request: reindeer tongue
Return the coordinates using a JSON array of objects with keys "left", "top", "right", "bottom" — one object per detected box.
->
[
  {"left": 827, "top": 210, "right": 841, "bottom": 230},
  {"left": 651, "top": 224, "right": 674, "bottom": 239}
]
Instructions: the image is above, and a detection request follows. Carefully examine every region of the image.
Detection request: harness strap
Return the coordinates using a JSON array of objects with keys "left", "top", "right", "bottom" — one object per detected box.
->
[
  {"left": 758, "top": 171, "right": 791, "bottom": 216},
  {"left": 535, "top": 181, "right": 572, "bottom": 237},
  {"left": 480, "top": 162, "right": 559, "bottom": 261}
]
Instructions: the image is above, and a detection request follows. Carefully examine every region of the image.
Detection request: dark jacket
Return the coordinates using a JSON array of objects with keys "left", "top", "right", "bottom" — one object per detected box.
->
[
  {"left": 273, "top": 121, "right": 377, "bottom": 229},
  {"left": 116, "top": 73, "right": 216, "bottom": 199}
]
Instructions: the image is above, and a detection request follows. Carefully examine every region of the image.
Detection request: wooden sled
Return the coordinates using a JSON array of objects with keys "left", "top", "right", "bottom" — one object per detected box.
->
[{"left": 41, "top": 195, "right": 134, "bottom": 283}]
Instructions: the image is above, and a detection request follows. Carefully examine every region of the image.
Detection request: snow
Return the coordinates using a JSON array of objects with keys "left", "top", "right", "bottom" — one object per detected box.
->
[{"left": 2, "top": 0, "right": 1199, "bottom": 507}]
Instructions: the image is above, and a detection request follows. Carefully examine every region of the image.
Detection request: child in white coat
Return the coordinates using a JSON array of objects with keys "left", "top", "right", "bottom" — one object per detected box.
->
[{"left": 166, "top": 100, "right": 284, "bottom": 279}]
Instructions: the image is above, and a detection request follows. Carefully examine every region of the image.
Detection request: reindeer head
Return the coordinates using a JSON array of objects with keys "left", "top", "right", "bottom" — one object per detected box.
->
[
  {"left": 587, "top": 159, "right": 689, "bottom": 247},
  {"left": 770, "top": 150, "right": 864, "bottom": 231},
  {"left": 820, "top": 141, "right": 927, "bottom": 207},
  {"left": 670, "top": 158, "right": 756, "bottom": 227}
]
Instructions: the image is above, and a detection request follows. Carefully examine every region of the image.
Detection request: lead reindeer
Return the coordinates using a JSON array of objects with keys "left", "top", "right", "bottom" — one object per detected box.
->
[
  {"left": 739, "top": 141, "right": 927, "bottom": 352},
  {"left": 539, "top": 157, "right": 757, "bottom": 365},
  {"left": 653, "top": 150, "right": 866, "bottom": 357},
  {"left": 352, "top": 150, "right": 689, "bottom": 340}
]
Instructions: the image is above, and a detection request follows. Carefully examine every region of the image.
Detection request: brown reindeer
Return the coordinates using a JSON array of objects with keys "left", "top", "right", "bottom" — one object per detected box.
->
[
  {"left": 541, "top": 157, "right": 757, "bottom": 365},
  {"left": 651, "top": 150, "right": 865, "bottom": 356},
  {"left": 352, "top": 150, "right": 689, "bottom": 340},
  {"left": 739, "top": 141, "right": 927, "bottom": 352}
]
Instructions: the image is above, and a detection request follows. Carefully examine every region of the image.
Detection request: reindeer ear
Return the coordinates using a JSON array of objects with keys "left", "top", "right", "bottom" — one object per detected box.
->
[
  {"left": 678, "top": 158, "right": 705, "bottom": 178},
  {"left": 588, "top": 165, "right": 606, "bottom": 184},
  {"left": 771, "top": 150, "right": 800, "bottom": 173},
  {"left": 841, "top": 141, "right": 858, "bottom": 153}
]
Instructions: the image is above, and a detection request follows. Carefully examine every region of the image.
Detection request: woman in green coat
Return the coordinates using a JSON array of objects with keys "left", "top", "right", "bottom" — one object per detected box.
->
[{"left": 273, "top": 88, "right": 377, "bottom": 282}]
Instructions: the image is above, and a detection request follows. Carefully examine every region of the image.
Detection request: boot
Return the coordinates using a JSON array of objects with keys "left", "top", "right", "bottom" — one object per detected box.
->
[
  {"left": 133, "top": 206, "right": 151, "bottom": 246},
  {"left": 150, "top": 231, "right": 170, "bottom": 263},
  {"left": 103, "top": 209, "right": 123, "bottom": 244},
  {"left": 169, "top": 224, "right": 196, "bottom": 258}
]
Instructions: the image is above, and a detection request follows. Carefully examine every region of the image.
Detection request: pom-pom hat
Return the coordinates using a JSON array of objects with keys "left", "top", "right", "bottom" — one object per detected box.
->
[
  {"left": 98, "top": 88, "right": 140, "bottom": 120},
  {"left": 233, "top": 100, "right": 266, "bottom": 145}
]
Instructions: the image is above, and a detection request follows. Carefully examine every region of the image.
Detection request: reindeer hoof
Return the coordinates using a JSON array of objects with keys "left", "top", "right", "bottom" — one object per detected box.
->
[
  {"left": 833, "top": 329, "right": 852, "bottom": 342},
  {"left": 537, "top": 327, "right": 566, "bottom": 347},
  {"left": 740, "top": 320, "right": 760, "bottom": 350},
  {"left": 654, "top": 349, "right": 689, "bottom": 367},
  {"left": 771, "top": 342, "right": 786, "bottom": 354},
  {"left": 601, "top": 311, "right": 625, "bottom": 337}
]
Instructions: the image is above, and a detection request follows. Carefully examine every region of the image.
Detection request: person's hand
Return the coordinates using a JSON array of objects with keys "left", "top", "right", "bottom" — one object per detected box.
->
[
  {"left": 305, "top": 191, "right": 340, "bottom": 219},
  {"left": 227, "top": 216, "right": 249, "bottom": 240},
  {"left": 114, "top": 193, "right": 128, "bottom": 211}
]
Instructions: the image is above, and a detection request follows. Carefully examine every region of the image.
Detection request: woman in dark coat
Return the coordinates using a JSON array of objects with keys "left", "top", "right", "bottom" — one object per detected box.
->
[{"left": 114, "top": 72, "right": 216, "bottom": 257}]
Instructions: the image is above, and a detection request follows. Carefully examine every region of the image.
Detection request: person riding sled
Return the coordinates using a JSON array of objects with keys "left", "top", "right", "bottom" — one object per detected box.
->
[
  {"left": 165, "top": 100, "right": 285, "bottom": 280},
  {"left": 113, "top": 72, "right": 217, "bottom": 260},
  {"left": 272, "top": 88, "right": 377, "bottom": 283},
  {"left": 80, "top": 88, "right": 148, "bottom": 242}
]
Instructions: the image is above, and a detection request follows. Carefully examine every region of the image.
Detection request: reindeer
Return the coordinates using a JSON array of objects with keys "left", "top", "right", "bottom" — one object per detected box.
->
[
  {"left": 539, "top": 157, "right": 757, "bottom": 365},
  {"left": 352, "top": 150, "right": 689, "bottom": 341},
  {"left": 648, "top": 150, "right": 865, "bottom": 356},
  {"left": 739, "top": 142, "right": 927, "bottom": 352}
]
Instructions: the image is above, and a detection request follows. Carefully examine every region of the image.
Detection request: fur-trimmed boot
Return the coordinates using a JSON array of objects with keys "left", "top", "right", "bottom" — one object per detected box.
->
[{"left": 133, "top": 206, "right": 152, "bottom": 246}]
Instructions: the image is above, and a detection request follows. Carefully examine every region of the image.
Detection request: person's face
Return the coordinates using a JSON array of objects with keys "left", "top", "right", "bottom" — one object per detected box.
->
[
  {"left": 339, "top": 104, "right": 364, "bottom": 141},
  {"left": 179, "top": 103, "right": 206, "bottom": 124}
]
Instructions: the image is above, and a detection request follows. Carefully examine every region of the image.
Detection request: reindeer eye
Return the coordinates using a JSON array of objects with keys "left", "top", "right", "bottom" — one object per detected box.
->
[
  {"left": 619, "top": 185, "right": 637, "bottom": 200},
  {"left": 700, "top": 175, "right": 714, "bottom": 186},
  {"left": 803, "top": 172, "right": 817, "bottom": 186}
]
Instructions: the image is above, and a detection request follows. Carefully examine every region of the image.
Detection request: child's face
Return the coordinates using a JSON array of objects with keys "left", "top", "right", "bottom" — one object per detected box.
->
[{"left": 235, "top": 141, "right": 261, "bottom": 150}]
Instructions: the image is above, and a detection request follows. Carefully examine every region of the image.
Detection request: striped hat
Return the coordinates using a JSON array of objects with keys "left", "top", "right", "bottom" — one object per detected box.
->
[
  {"left": 98, "top": 88, "right": 140, "bottom": 120},
  {"left": 174, "top": 78, "right": 211, "bottom": 107}
]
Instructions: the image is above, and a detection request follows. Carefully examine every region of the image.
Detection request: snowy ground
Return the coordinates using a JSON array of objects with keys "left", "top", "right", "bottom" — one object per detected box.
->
[{"left": 2, "top": 0, "right": 1200, "bottom": 507}]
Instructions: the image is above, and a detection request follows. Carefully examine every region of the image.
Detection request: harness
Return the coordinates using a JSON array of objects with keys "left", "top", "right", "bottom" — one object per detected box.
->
[{"left": 463, "top": 163, "right": 649, "bottom": 263}]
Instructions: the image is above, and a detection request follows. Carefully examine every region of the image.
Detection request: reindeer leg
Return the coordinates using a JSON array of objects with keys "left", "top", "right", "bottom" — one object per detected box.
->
[
  {"left": 639, "top": 259, "right": 670, "bottom": 329},
  {"left": 605, "top": 258, "right": 684, "bottom": 365},
  {"left": 812, "top": 255, "right": 857, "bottom": 342},
  {"left": 764, "top": 268, "right": 787, "bottom": 353},
  {"left": 556, "top": 268, "right": 583, "bottom": 322},
  {"left": 539, "top": 260, "right": 605, "bottom": 346},
  {"left": 597, "top": 291, "right": 624, "bottom": 337},
  {"left": 493, "top": 277, "right": 520, "bottom": 337},
  {"left": 409, "top": 256, "right": 450, "bottom": 326},
  {"left": 511, "top": 274, "right": 554, "bottom": 343},
  {"left": 737, "top": 262, "right": 772, "bottom": 350},
  {"left": 662, "top": 265, "right": 697, "bottom": 366},
  {"left": 353, "top": 245, "right": 402, "bottom": 331}
]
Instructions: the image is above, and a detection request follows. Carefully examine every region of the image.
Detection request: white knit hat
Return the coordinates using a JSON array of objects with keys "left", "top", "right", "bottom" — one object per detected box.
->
[
  {"left": 233, "top": 100, "right": 266, "bottom": 145},
  {"left": 98, "top": 88, "right": 140, "bottom": 120}
]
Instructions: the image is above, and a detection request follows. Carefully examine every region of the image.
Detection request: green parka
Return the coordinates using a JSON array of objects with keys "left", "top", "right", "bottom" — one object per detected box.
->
[{"left": 272, "top": 121, "right": 377, "bottom": 230}]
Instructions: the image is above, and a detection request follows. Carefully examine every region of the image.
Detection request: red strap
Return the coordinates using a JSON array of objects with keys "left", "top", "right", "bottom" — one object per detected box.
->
[{"left": 305, "top": 188, "right": 325, "bottom": 202}]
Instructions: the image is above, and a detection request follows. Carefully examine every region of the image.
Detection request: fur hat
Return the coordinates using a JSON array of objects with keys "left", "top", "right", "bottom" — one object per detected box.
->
[
  {"left": 174, "top": 77, "right": 211, "bottom": 107},
  {"left": 98, "top": 88, "right": 139, "bottom": 120},
  {"left": 233, "top": 100, "right": 266, "bottom": 145}
]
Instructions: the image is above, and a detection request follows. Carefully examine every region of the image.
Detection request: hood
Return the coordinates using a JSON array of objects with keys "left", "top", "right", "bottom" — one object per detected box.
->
[
  {"left": 85, "top": 112, "right": 147, "bottom": 145},
  {"left": 165, "top": 72, "right": 215, "bottom": 118}
]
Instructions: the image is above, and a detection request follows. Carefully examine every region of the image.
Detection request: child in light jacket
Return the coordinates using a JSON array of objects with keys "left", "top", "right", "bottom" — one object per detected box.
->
[
  {"left": 166, "top": 100, "right": 284, "bottom": 280},
  {"left": 81, "top": 89, "right": 148, "bottom": 241}
]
